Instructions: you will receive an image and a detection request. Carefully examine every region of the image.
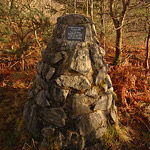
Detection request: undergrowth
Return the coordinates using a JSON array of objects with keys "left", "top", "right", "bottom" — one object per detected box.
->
[{"left": 0, "top": 42, "right": 150, "bottom": 150}]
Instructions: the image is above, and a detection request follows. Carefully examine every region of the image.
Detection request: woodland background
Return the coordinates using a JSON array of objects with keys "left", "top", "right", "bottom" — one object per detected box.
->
[{"left": 0, "top": 0, "right": 150, "bottom": 149}]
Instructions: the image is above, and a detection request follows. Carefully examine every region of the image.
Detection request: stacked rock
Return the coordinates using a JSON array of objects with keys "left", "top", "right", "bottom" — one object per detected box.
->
[{"left": 23, "top": 14, "right": 116, "bottom": 150}]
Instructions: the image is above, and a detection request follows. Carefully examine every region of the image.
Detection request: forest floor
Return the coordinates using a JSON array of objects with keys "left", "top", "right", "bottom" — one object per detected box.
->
[{"left": 0, "top": 43, "right": 149, "bottom": 150}]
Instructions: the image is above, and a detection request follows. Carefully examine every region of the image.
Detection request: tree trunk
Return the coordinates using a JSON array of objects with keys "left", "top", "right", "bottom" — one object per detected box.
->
[
  {"left": 86, "top": 0, "right": 89, "bottom": 17},
  {"left": 145, "top": 26, "right": 150, "bottom": 77},
  {"left": 90, "top": 0, "right": 93, "bottom": 20},
  {"left": 49, "top": 0, "right": 52, "bottom": 14},
  {"left": 10, "top": 0, "right": 15, "bottom": 10},
  {"left": 114, "top": 27, "right": 122, "bottom": 65},
  {"left": 21, "top": 55, "right": 25, "bottom": 71},
  {"left": 74, "top": 0, "right": 77, "bottom": 14},
  {"left": 100, "top": 0, "right": 104, "bottom": 38},
  {"left": 110, "top": 0, "right": 130, "bottom": 65}
]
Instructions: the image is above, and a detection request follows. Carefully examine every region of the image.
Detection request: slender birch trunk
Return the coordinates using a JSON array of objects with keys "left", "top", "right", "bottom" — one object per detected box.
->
[
  {"left": 90, "top": 0, "right": 93, "bottom": 20},
  {"left": 145, "top": 26, "right": 150, "bottom": 77},
  {"left": 86, "top": 0, "right": 89, "bottom": 17},
  {"left": 110, "top": 0, "right": 130, "bottom": 65},
  {"left": 74, "top": 0, "right": 77, "bottom": 14}
]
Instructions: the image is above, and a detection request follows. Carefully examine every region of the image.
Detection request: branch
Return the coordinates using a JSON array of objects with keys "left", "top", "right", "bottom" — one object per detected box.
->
[
  {"left": 34, "top": 29, "right": 41, "bottom": 48},
  {"left": 110, "top": 0, "right": 118, "bottom": 27},
  {"left": 21, "top": 26, "right": 41, "bottom": 42},
  {"left": 122, "top": 0, "right": 125, "bottom": 6},
  {"left": 0, "top": 49, "right": 39, "bottom": 63},
  {"left": 119, "top": 0, "right": 131, "bottom": 24}
]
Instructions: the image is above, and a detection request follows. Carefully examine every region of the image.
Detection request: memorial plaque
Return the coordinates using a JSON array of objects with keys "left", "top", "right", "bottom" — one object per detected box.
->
[{"left": 66, "top": 26, "right": 86, "bottom": 41}]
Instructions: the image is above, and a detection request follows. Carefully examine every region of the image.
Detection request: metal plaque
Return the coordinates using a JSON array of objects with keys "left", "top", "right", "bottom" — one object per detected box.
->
[{"left": 66, "top": 26, "right": 86, "bottom": 41}]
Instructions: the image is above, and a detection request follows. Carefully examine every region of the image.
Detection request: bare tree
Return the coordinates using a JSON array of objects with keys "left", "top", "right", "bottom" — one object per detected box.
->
[
  {"left": 10, "top": 0, "right": 15, "bottom": 10},
  {"left": 145, "top": 26, "right": 150, "bottom": 77},
  {"left": 110, "top": 0, "right": 130, "bottom": 65},
  {"left": 86, "top": 0, "right": 89, "bottom": 16},
  {"left": 74, "top": 0, "right": 77, "bottom": 14},
  {"left": 137, "top": 0, "right": 150, "bottom": 77},
  {"left": 86, "top": 0, "right": 93, "bottom": 20},
  {"left": 99, "top": 0, "right": 104, "bottom": 38},
  {"left": 49, "top": 0, "right": 52, "bottom": 14},
  {"left": 90, "top": 0, "right": 93, "bottom": 20},
  {"left": 145, "top": 5, "right": 150, "bottom": 77}
]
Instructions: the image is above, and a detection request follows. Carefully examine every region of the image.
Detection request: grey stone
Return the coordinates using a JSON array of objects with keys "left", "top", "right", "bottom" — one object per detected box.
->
[
  {"left": 37, "top": 61, "right": 50, "bottom": 78},
  {"left": 72, "top": 94, "right": 95, "bottom": 118},
  {"left": 101, "top": 84, "right": 108, "bottom": 92},
  {"left": 107, "top": 87, "right": 114, "bottom": 94},
  {"left": 23, "top": 103, "right": 40, "bottom": 138},
  {"left": 84, "top": 24, "right": 93, "bottom": 41},
  {"left": 70, "top": 44, "right": 92, "bottom": 74},
  {"left": 28, "top": 87, "right": 42, "bottom": 99},
  {"left": 49, "top": 52, "right": 63, "bottom": 64},
  {"left": 37, "top": 60, "right": 43, "bottom": 75},
  {"left": 42, "top": 50, "right": 63, "bottom": 64},
  {"left": 89, "top": 44, "right": 104, "bottom": 70},
  {"left": 73, "top": 103, "right": 90, "bottom": 118},
  {"left": 62, "top": 89, "right": 69, "bottom": 99},
  {"left": 107, "top": 93, "right": 113, "bottom": 110},
  {"left": 40, "top": 138, "right": 48, "bottom": 148},
  {"left": 28, "top": 88, "right": 34, "bottom": 99},
  {"left": 46, "top": 67, "right": 55, "bottom": 80},
  {"left": 95, "top": 65, "right": 108, "bottom": 85},
  {"left": 61, "top": 51, "right": 68, "bottom": 60},
  {"left": 85, "top": 86, "right": 99, "bottom": 98},
  {"left": 95, "top": 127, "right": 107, "bottom": 139},
  {"left": 51, "top": 38, "right": 63, "bottom": 51},
  {"left": 100, "top": 47, "right": 105, "bottom": 56},
  {"left": 34, "top": 74, "right": 48, "bottom": 90},
  {"left": 105, "top": 74, "right": 112, "bottom": 89},
  {"left": 60, "top": 43, "right": 70, "bottom": 51},
  {"left": 41, "top": 49, "right": 49, "bottom": 63},
  {"left": 54, "top": 132, "right": 64, "bottom": 148},
  {"left": 56, "top": 75, "right": 91, "bottom": 91},
  {"left": 81, "top": 42, "right": 87, "bottom": 47},
  {"left": 94, "top": 95, "right": 108, "bottom": 111},
  {"left": 85, "top": 143, "right": 102, "bottom": 150},
  {"left": 52, "top": 86, "right": 69, "bottom": 102},
  {"left": 35, "top": 90, "right": 50, "bottom": 107},
  {"left": 110, "top": 105, "right": 117, "bottom": 122},
  {"left": 57, "top": 14, "right": 92, "bottom": 26},
  {"left": 78, "top": 115, "right": 93, "bottom": 136},
  {"left": 78, "top": 111, "right": 107, "bottom": 136},
  {"left": 94, "top": 94, "right": 112, "bottom": 111},
  {"left": 41, "top": 126, "right": 55, "bottom": 138},
  {"left": 41, "top": 107, "right": 66, "bottom": 127},
  {"left": 63, "top": 131, "right": 84, "bottom": 150},
  {"left": 52, "top": 23, "right": 67, "bottom": 39},
  {"left": 93, "top": 37, "right": 100, "bottom": 45},
  {"left": 41, "top": 132, "right": 64, "bottom": 149}
]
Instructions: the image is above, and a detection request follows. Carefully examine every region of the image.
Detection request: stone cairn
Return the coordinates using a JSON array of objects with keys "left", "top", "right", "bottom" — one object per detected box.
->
[{"left": 23, "top": 14, "right": 116, "bottom": 150}]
